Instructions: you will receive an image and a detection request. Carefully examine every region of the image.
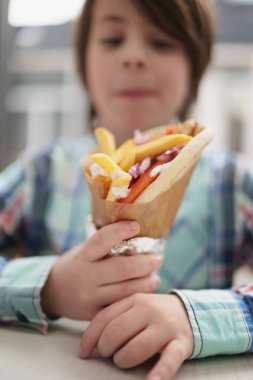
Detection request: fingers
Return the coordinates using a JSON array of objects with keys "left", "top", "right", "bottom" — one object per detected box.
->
[
  {"left": 99, "top": 273, "right": 161, "bottom": 304},
  {"left": 97, "top": 308, "right": 146, "bottom": 357},
  {"left": 85, "top": 221, "right": 140, "bottom": 261},
  {"left": 146, "top": 339, "right": 187, "bottom": 380},
  {"left": 96, "top": 253, "right": 163, "bottom": 285},
  {"left": 113, "top": 325, "right": 169, "bottom": 369},
  {"left": 79, "top": 296, "right": 134, "bottom": 358}
]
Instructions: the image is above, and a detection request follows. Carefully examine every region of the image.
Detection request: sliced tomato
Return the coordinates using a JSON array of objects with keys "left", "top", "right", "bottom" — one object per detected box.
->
[{"left": 119, "top": 161, "right": 161, "bottom": 204}]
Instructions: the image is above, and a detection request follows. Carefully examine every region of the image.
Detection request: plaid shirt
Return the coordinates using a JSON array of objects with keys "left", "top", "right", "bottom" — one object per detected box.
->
[{"left": 0, "top": 136, "right": 253, "bottom": 358}]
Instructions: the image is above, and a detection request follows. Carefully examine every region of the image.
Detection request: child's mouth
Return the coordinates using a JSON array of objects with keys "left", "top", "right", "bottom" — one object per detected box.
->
[{"left": 118, "top": 89, "right": 155, "bottom": 99}]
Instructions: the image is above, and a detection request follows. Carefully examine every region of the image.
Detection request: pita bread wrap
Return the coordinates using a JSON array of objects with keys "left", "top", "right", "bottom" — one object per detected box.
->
[{"left": 82, "top": 120, "right": 213, "bottom": 238}]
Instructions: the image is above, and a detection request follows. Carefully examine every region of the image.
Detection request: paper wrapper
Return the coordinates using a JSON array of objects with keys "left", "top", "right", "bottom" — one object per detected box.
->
[{"left": 83, "top": 122, "right": 213, "bottom": 239}]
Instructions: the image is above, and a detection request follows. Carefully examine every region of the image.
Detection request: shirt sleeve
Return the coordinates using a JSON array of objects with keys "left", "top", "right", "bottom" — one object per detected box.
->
[
  {"left": 171, "top": 154, "right": 253, "bottom": 359},
  {"left": 0, "top": 152, "right": 57, "bottom": 332},
  {"left": 0, "top": 256, "right": 57, "bottom": 333},
  {"left": 172, "top": 287, "right": 253, "bottom": 359}
]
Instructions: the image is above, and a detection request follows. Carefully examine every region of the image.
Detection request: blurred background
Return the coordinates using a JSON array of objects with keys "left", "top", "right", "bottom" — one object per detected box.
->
[{"left": 0, "top": 0, "right": 253, "bottom": 170}]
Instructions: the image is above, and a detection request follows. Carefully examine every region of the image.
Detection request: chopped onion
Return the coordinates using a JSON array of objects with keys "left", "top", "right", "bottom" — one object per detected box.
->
[
  {"left": 129, "top": 163, "right": 140, "bottom": 179},
  {"left": 156, "top": 146, "right": 182, "bottom": 162},
  {"left": 139, "top": 157, "right": 151, "bottom": 174}
]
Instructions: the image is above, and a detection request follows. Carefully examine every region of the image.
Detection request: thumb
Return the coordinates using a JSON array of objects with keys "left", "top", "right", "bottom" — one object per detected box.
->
[{"left": 85, "top": 221, "right": 140, "bottom": 261}]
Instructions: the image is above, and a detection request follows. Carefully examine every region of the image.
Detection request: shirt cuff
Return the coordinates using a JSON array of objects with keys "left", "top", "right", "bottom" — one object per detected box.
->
[
  {"left": 0, "top": 256, "right": 57, "bottom": 333},
  {"left": 172, "top": 289, "right": 252, "bottom": 359}
]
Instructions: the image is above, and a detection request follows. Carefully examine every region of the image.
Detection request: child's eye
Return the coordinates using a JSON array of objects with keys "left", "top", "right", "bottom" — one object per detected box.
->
[
  {"left": 100, "top": 37, "right": 123, "bottom": 47},
  {"left": 151, "top": 40, "right": 177, "bottom": 52}
]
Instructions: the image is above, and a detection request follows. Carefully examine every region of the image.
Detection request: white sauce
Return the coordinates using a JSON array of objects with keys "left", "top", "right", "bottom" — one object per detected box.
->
[
  {"left": 150, "top": 162, "right": 171, "bottom": 177},
  {"left": 112, "top": 185, "right": 131, "bottom": 199},
  {"left": 90, "top": 163, "right": 108, "bottom": 178}
]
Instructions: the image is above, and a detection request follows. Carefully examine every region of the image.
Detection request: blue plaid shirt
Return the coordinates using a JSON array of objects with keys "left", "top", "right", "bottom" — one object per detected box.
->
[{"left": 0, "top": 136, "right": 253, "bottom": 358}]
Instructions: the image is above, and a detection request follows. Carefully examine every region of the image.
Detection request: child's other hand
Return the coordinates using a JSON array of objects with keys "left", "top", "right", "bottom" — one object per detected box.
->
[
  {"left": 79, "top": 294, "right": 194, "bottom": 380},
  {"left": 41, "top": 221, "right": 162, "bottom": 320}
]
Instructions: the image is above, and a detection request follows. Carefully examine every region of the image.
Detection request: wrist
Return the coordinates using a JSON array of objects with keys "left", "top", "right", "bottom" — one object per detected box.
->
[
  {"left": 41, "top": 262, "right": 60, "bottom": 318},
  {"left": 169, "top": 293, "right": 194, "bottom": 358}
]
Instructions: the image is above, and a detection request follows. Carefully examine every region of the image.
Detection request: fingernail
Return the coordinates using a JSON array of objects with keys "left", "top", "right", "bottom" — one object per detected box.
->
[
  {"left": 78, "top": 344, "right": 88, "bottom": 358},
  {"left": 128, "top": 221, "right": 139, "bottom": 232}
]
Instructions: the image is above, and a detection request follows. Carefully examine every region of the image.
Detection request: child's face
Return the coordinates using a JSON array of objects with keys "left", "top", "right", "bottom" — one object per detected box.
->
[{"left": 86, "top": 0, "right": 190, "bottom": 143}]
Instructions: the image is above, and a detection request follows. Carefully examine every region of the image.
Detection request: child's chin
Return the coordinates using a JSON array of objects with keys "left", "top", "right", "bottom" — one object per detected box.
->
[{"left": 121, "top": 116, "right": 155, "bottom": 131}]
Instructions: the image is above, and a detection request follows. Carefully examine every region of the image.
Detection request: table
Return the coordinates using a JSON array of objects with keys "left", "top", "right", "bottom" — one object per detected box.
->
[{"left": 1, "top": 318, "right": 253, "bottom": 380}]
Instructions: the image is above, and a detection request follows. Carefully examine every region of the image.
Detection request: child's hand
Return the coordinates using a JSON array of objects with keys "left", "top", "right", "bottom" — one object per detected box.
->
[
  {"left": 79, "top": 294, "right": 194, "bottom": 380},
  {"left": 41, "top": 221, "right": 162, "bottom": 320}
]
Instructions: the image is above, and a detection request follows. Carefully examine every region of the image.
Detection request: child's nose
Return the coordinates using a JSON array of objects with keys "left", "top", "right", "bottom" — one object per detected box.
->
[
  {"left": 121, "top": 39, "right": 148, "bottom": 69},
  {"left": 123, "top": 57, "right": 145, "bottom": 69}
]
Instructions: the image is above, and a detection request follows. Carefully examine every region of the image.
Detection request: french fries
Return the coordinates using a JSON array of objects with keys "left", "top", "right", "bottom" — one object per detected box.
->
[
  {"left": 111, "top": 139, "right": 134, "bottom": 164},
  {"left": 85, "top": 122, "right": 197, "bottom": 204},
  {"left": 95, "top": 127, "right": 116, "bottom": 155},
  {"left": 82, "top": 120, "right": 213, "bottom": 237},
  {"left": 106, "top": 175, "right": 132, "bottom": 202},
  {"left": 90, "top": 153, "right": 122, "bottom": 177},
  {"left": 134, "top": 134, "right": 191, "bottom": 162}
]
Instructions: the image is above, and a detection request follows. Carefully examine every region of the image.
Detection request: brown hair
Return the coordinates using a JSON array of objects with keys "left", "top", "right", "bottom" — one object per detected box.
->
[{"left": 75, "top": 0, "right": 215, "bottom": 121}]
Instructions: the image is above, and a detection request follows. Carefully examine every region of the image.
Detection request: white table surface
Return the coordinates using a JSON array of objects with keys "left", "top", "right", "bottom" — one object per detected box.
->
[
  {"left": 1, "top": 318, "right": 253, "bottom": 380},
  {"left": 1, "top": 265, "right": 253, "bottom": 380}
]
